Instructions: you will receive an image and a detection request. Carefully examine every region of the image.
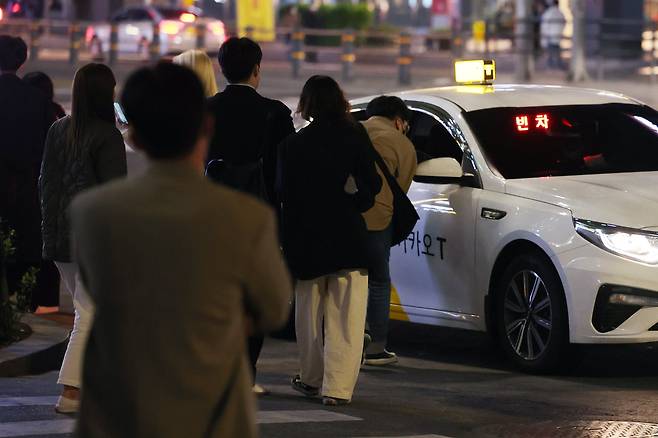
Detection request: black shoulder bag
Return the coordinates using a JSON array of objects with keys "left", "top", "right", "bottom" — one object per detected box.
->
[{"left": 369, "top": 145, "right": 419, "bottom": 247}]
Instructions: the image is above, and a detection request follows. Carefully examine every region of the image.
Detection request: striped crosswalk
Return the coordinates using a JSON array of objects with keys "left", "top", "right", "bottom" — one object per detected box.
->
[
  {"left": 0, "top": 395, "right": 364, "bottom": 437},
  {"left": 0, "top": 411, "right": 361, "bottom": 437},
  {"left": 0, "top": 394, "right": 454, "bottom": 438}
]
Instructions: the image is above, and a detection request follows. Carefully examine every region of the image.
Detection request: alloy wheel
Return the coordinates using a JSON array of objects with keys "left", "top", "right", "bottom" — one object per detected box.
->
[{"left": 503, "top": 270, "right": 553, "bottom": 361}]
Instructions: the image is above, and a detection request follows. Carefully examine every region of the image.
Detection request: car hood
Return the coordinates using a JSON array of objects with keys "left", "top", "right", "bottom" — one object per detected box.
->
[{"left": 505, "top": 172, "right": 658, "bottom": 230}]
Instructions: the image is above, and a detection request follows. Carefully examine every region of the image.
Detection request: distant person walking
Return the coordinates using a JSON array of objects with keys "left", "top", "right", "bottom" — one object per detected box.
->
[
  {"left": 39, "top": 63, "right": 127, "bottom": 414},
  {"left": 361, "top": 96, "right": 417, "bottom": 366},
  {"left": 0, "top": 36, "right": 53, "bottom": 307},
  {"left": 541, "top": 0, "right": 566, "bottom": 69},
  {"left": 280, "top": 75, "right": 381, "bottom": 406},
  {"left": 206, "top": 37, "right": 295, "bottom": 395},
  {"left": 71, "top": 62, "right": 291, "bottom": 438},
  {"left": 23, "top": 71, "right": 66, "bottom": 121},
  {"left": 173, "top": 49, "right": 219, "bottom": 97}
]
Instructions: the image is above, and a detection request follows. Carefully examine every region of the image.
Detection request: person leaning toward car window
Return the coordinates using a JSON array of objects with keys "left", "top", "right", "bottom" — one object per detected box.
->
[
  {"left": 38, "top": 63, "right": 127, "bottom": 414},
  {"left": 206, "top": 37, "right": 295, "bottom": 395},
  {"left": 172, "top": 49, "right": 218, "bottom": 98},
  {"left": 279, "top": 75, "right": 382, "bottom": 406},
  {"left": 361, "top": 96, "right": 417, "bottom": 366},
  {"left": 70, "top": 62, "right": 291, "bottom": 437}
]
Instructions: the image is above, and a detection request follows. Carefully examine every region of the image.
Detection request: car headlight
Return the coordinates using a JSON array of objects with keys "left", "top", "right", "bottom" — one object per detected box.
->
[{"left": 574, "top": 219, "right": 658, "bottom": 265}]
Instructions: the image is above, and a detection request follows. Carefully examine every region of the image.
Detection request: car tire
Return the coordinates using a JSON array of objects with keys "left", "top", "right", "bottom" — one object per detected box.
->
[{"left": 495, "top": 251, "right": 570, "bottom": 373}]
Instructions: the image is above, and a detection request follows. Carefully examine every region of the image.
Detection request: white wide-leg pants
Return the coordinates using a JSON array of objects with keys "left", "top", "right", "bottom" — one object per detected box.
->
[
  {"left": 295, "top": 269, "right": 368, "bottom": 401},
  {"left": 55, "top": 262, "right": 94, "bottom": 388}
]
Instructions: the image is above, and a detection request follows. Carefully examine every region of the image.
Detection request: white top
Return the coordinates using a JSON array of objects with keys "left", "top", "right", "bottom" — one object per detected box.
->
[{"left": 385, "top": 84, "right": 641, "bottom": 112}]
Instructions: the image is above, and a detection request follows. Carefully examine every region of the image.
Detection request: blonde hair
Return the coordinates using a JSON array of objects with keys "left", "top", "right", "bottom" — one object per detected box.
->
[{"left": 172, "top": 50, "right": 219, "bottom": 97}]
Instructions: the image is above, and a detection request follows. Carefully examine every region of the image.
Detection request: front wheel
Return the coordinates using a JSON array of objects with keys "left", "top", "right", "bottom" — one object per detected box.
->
[{"left": 495, "top": 252, "right": 570, "bottom": 373}]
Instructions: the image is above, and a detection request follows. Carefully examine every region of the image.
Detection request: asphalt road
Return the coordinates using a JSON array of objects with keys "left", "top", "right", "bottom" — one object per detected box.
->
[
  {"left": 1, "top": 322, "right": 657, "bottom": 438},
  {"left": 18, "top": 43, "right": 658, "bottom": 112}
]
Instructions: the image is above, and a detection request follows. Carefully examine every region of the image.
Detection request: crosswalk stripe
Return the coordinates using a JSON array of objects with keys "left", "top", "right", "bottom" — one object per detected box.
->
[
  {"left": 258, "top": 409, "right": 360, "bottom": 424},
  {"left": 352, "top": 435, "right": 454, "bottom": 438},
  {"left": 0, "top": 419, "right": 75, "bottom": 438},
  {"left": 0, "top": 396, "right": 59, "bottom": 407},
  {"left": 0, "top": 410, "right": 361, "bottom": 437}
]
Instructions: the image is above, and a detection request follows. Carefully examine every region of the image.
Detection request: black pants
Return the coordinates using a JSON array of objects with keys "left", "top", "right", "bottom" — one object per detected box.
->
[{"left": 248, "top": 335, "right": 264, "bottom": 382}]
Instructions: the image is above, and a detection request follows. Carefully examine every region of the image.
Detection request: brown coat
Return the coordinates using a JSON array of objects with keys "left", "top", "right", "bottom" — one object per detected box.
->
[
  {"left": 71, "top": 161, "right": 292, "bottom": 438},
  {"left": 361, "top": 117, "right": 418, "bottom": 231}
]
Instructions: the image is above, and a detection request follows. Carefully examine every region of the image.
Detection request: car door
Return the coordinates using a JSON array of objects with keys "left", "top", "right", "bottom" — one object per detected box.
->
[{"left": 389, "top": 102, "right": 483, "bottom": 329}]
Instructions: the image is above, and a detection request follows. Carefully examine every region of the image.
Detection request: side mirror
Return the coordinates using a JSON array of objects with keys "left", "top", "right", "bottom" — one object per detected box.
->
[{"left": 414, "top": 158, "right": 464, "bottom": 184}]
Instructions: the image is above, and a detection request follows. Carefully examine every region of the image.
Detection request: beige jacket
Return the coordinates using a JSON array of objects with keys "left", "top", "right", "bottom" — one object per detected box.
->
[
  {"left": 71, "top": 161, "right": 292, "bottom": 438},
  {"left": 362, "top": 116, "right": 418, "bottom": 231}
]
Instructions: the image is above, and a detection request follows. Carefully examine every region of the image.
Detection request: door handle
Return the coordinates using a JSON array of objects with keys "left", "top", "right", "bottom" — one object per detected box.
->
[{"left": 481, "top": 208, "right": 507, "bottom": 220}]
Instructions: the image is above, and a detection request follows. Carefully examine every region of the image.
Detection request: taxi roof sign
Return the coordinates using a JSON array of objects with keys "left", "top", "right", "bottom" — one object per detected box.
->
[{"left": 454, "top": 59, "right": 496, "bottom": 84}]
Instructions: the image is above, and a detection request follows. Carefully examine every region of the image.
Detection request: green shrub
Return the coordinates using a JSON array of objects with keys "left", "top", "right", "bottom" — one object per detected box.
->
[
  {"left": 296, "top": 3, "right": 373, "bottom": 46},
  {"left": 0, "top": 221, "right": 37, "bottom": 345}
]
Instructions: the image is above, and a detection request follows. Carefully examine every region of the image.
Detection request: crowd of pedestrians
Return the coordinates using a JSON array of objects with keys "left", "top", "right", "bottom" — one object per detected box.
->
[{"left": 0, "top": 33, "right": 419, "bottom": 437}]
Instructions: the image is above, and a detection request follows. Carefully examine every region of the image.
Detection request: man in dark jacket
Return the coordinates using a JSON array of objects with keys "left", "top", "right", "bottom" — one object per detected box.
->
[
  {"left": 207, "top": 37, "right": 295, "bottom": 203},
  {"left": 207, "top": 37, "right": 295, "bottom": 394},
  {"left": 0, "top": 35, "right": 53, "bottom": 301}
]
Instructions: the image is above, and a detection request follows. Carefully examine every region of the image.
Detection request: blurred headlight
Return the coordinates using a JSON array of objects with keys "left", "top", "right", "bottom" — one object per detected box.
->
[{"left": 575, "top": 219, "right": 658, "bottom": 265}]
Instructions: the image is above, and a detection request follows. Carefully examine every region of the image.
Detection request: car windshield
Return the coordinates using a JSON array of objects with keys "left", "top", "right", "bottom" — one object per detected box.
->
[
  {"left": 156, "top": 8, "right": 197, "bottom": 19},
  {"left": 465, "top": 103, "right": 658, "bottom": 179}
]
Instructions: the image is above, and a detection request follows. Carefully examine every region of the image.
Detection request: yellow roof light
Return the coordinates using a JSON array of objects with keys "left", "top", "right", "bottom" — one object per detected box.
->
[{"left": 454, "top": 59, "right": 496, "bottom": 85}]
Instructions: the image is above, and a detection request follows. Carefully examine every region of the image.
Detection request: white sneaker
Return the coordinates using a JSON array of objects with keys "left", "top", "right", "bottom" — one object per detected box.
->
[{"left": 55, "top": 396, "right": 79, "bottom": 414}]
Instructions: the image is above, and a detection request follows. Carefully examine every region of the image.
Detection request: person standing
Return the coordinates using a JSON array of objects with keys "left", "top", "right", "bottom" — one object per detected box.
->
[
  {"left": 541, "top": 0, "right": 566, "bottom": 69},
  {"left": 71, "top": 62, "right": 291, "bottom": 438},
  {"left": 22, "top": 71, "right": 65, "bottom": 311},
  {"left": 361, "top": 96, "right": 417, "bottom": 366},
  {"left": 23, "top": 71, "right": 67, "bottom": 121},
  {"left": 39, "top": 63, "right": 127, "bottom": 414},
  {"left": 207, "top": 37, "right": 295, "bottom": 394},
  {"left": 280, "top": 75, "right": 381, "bottom": 406},
  {"left": 172, "top": 49, "right": 219, "bottom": 97},
  {"left": 0, "top": 36, "right": 52, "bottom": 306}
]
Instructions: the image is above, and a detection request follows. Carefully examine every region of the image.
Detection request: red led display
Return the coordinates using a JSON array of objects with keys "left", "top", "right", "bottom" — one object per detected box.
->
[
  {"left": 515, "top": 114, "right": 551, "bottom": 132},
  {"left": 515, "top": 115, "right": 529, "bottom": 132}
]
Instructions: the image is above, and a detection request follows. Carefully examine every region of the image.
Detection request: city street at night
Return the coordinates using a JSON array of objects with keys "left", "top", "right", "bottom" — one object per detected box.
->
[
  {"left": 2, "top": 0, "right": 658, "bottom": 437},
  {"left": 1, "top": 323, "right": 658, "bottom": 437}
]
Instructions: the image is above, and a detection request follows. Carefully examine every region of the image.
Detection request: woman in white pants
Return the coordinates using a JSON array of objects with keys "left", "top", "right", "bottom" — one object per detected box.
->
[
  {"left": 39, "top": 63, "right": 127, "bottom": 413},
  {"left": 278, "top": 76, "right": 382, "bottom": 406}
]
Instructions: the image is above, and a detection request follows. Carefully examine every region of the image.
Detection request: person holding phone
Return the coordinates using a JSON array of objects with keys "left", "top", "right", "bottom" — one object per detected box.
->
[{"left": 39, "top": 63, "right": 127, "bottom": 413}]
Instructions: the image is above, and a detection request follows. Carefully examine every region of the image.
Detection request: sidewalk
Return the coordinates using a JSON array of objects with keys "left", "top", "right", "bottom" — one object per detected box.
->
[{"left": 0, "top": 314, "right": 71, "bottom": 377}]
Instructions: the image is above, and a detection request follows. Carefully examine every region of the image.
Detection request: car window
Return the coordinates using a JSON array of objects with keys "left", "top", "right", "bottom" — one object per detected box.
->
[
  {"left": 126, "top": 8, "right": 151, "bottom": 21},
  {"left": 111, "top": 10, "right": 129, "bottom": 22},
  {"left": 465, "top": 103, "right": 658, "bottom": 179},
  {"left": 353, "top": 106, "right": 466, "bottom": 165},
  {"left": 408, "top": 110, "right": 463, "bottom": 165}
]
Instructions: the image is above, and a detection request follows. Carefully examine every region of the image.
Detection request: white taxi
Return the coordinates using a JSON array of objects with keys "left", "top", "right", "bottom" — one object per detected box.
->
[{"left": 352, "top": 61, "right": 658, "bottom": 372}]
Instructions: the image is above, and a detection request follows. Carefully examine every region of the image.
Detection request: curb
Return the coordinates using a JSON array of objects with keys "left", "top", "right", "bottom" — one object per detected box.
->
[{"left": 0, "top": 314, "right": 70, "bottom": 377}]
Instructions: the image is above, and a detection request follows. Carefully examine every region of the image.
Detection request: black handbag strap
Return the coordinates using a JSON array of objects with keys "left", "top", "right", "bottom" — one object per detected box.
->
[{"left": 358, "top": 123, "right": 400, "bottom": 192}]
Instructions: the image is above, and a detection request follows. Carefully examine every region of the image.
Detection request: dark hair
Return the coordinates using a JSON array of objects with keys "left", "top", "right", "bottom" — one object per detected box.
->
[
  {"left": 23, "top": 71, "right": 54, "bottom": 100},
  {"left": 217, "top": 37, "right": 262, "bottom": 83},
  {"left": 365, "top": 96, "right": 411, "bottom": 122},
  {"left": 297, "top": 75, "right": 350, "bottom": 121},
  {"left": 69, "top": 63, "right": 116, "bottom": 145},
  {"left": 121, "top": 62, "right": 205, "bottom": 159},
  {"left": 0, "top": 35, "right": 27, "bottom": 72}
]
